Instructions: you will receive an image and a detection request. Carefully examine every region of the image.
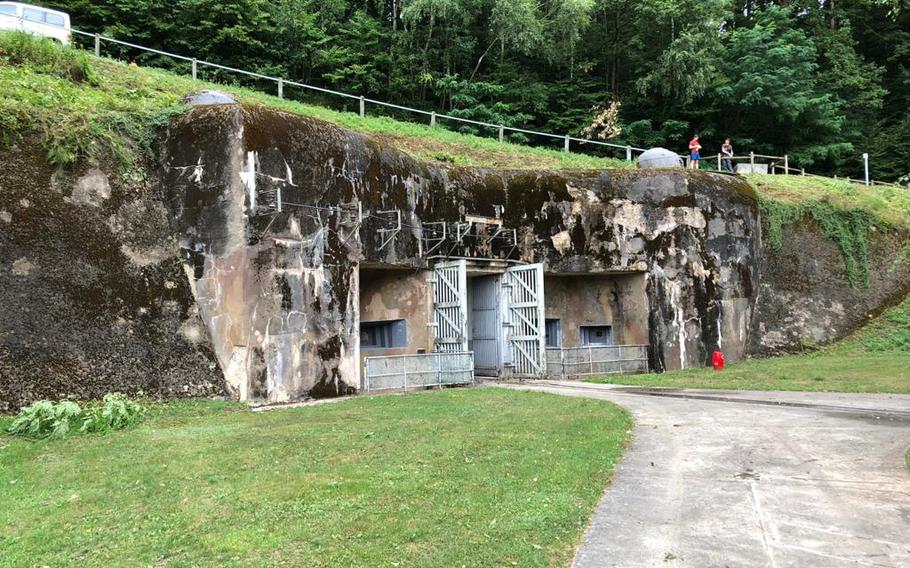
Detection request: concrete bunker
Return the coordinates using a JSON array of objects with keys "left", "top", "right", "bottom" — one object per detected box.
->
[
  {"left": 8, "top": 103, "right": 910, "bottom": 411},
  {"left": 156, "top": 105, "right": 763, "bottom": 403}
]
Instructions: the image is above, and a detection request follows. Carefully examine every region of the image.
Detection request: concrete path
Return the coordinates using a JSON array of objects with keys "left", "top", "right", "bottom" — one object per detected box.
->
[{"left": 496, "top": 381, "right": 910, "bottom": 568}]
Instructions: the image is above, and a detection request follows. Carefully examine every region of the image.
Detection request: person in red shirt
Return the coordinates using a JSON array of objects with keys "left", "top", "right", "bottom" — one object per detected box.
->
[{"left": 688, "top": 135, "right": 702, "bottom": 170}]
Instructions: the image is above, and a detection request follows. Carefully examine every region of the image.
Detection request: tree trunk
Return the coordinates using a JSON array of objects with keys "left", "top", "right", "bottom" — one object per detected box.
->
[{"left": 469, "top": 37, "right": 499, "bottom": 82}]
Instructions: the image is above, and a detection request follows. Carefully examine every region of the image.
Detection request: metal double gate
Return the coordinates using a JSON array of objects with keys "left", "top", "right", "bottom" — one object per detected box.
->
[
  {"left": 361, "top": 260, "right": 648, "bottom": 391},
  {"left": 432, "top": 260, "right": 546, "bottom": 378}
]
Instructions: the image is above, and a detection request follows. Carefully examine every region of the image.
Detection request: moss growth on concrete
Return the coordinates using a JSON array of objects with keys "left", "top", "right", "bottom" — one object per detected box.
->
[
  {"left": 747, "top": 174, "right": 910, "bottom": 231},
  {"left": 759, "top": 197, "right": 878, "bottom": 288}
]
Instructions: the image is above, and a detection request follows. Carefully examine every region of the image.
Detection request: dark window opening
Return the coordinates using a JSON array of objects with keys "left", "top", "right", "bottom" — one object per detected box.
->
[
  {"left": 580, "top": 325, "right": 613, "bottom": 346},
  {"left": 360, "top": 319, "right": 407, "bottom": 349},
  {"left": 545, "top": 319, "right": 561, "bottom": 347}
]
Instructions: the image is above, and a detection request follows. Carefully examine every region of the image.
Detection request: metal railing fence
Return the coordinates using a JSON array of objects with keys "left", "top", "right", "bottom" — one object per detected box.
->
[
  {"left": 546, "top": 344, "right": 649, "bottom": 379},
  {"left": 690, "top": 152, "right": 908, "bottom": 189},
  {"left": 67, "top": 28, "right": 908, "bottom": 189},
  {"left": 363, "top": 351, "right": 474, "bottom": 392},
  {"left": 69, "top": 29, "right": 644, "bottom": 162}
]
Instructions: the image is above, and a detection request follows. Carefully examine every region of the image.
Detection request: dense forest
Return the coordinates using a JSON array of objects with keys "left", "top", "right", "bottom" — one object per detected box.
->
[{"left": 48, "top": 0, "right": 909, "bottom": 181}]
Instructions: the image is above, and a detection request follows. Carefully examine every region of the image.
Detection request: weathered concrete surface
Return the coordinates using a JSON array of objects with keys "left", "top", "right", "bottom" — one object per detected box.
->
[
  {"left": 545, "top": 274, "right": 649, "bottom": 346},
  {"left": 162, "top": 105, "right": 762, "bottom": 401},
  {"left": 496, "top": 382, "right": 910, "bottom": 567},
  {"left": 752, "top": 222, "right": 910, "bottom": 356},
  {"left": 163, "top": 106, "right": 363, "bottom": 403},
  {"left": 0, "top": 142, "right": 226, "bottom": 412}
]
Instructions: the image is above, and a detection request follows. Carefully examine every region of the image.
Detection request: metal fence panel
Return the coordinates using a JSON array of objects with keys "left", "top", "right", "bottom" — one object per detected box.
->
[
  {"left": 545, "top": 345, "right": 648, "bottom": 379},
  {"left": 363, "top": 352, "right": 474, "bottom": 392}
]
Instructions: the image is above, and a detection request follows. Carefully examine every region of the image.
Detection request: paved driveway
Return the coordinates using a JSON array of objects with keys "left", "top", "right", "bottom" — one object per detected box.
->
[{"left": 496, "top": 382, "right": 910, "bottom": 568}]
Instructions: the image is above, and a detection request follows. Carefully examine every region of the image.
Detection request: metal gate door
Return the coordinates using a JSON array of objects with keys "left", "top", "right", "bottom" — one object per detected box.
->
[
  {"left": 504, "top": 263, "right": 546, "bottom": 376},
  {"left": 470, "top": 275, "right": 501, "bottom": 374},
  {"left": 431, "top": 260, "right": 468, "bottom": 352}
]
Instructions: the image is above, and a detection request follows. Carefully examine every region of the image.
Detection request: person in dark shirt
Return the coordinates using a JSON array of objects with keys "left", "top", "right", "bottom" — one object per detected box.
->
[{"left": 721, "top": 139, "right": 734, "bottom": 172}]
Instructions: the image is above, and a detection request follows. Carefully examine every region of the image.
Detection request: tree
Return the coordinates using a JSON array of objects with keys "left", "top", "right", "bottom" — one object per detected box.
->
[
  {"left": 43, "top": 0, "right": 907, "bottom": 180},
  {"left": 712, "top": 5, "right": 850, "bottom": 165}
]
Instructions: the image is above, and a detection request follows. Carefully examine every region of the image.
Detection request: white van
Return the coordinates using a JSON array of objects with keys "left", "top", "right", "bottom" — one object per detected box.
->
[{"left": 0, "top": 2, "right": 71, "bottom": 45}]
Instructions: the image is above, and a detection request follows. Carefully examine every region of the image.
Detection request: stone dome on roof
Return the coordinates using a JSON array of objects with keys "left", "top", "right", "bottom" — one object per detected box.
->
[
  {"left": 637, "top": 147, "right": 682, "bottom": 169},
  {"left": 184, "top": 90, "right": 237, "bottom": 106}
]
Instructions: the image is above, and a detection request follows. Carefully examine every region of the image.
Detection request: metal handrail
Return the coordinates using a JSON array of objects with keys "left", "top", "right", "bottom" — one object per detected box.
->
[
  {"left": 68, "top": 27, "right": 649, "bottom": 160},
  {"left": 546, "top": 344, "right": 649, "bottom": 351},
  {"left": 66, "top": 27, "right": 907, "bottom": 187},
  {"left": 284, "top": 79, "right": 360, "bottom": 100}
]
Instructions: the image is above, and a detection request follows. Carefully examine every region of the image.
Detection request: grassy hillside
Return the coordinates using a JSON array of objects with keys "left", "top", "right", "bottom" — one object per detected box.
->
[
  {"left": 0, "top": 31, "right": 627, "bottom": 171},
  {"left": 831, "top": 292, "right": 910, "bottom": 353},
  {"left": 2, "top": 30, "right": 909, "bottom": 234}
]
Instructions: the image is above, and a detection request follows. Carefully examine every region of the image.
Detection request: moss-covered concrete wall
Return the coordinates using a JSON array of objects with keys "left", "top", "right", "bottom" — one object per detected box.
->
[
  {"left": 3, "top": 102, "right": 908, "bottom": 410},
  {"left": 751, "top": 219, "right": 910, "bottom": 354},
  {"left": 159, "top": 104, "right": 761, "bottom": 398},
  {"left": 0, "top": 143, "right": 225, "bottom": 412}
]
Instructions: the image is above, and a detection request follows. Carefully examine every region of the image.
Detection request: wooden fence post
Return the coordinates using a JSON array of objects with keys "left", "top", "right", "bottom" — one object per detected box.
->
[
  {"left": 277, "top": 77, "right": 283, "bottom": 99},
  {"left": 750, "top": 151, "right": 755, "bottom": 171},
  {"left": 626, "top": 145, "right": 632, "bottom": 162},
  {"left": 498, "top": 125, "right": 504, "bottom": 143},
  {"left": 94, "top": 33, "right": 100, "bottom": 57},
  {"left": 783, "top": 155, "right": 789, "bottom": 175},
  {"left": 564, "top": 135, "right": 570, "bottom": 152},
  {"left": 430, "top": 111, "right": 436, "bottom": 127},
  {"left": 359, "top": 96, "right": 365, "bottom": 118},
  {"left": 717, "top": 153, "right": 721, "bottom": 170},
  {"left": 191, "top": 58, "right": 197, "bottom": 80}
]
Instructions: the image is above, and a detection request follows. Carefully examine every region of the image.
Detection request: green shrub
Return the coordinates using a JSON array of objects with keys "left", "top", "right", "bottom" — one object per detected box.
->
[
  {"left": 6, "top": 393, "right": 147, "bottom": 439},
  {"left": 81, "top": 393, "right": 146, "bottom": 433},
  {"left": 7, "top": 400, "right": 84, "bottom": 439},
  {"left": 0, "top": 31, "right": 97, "bottom": 84}
]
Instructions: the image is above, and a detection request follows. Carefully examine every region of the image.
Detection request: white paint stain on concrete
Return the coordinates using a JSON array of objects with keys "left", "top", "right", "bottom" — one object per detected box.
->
[
  {"left": 239, "top": 151, "right": 258, "bottom": 213},
  {"left": 70, "top": 168, "right": 111, "bottom": 207},
  {"left": 11, "top": 258, "right": 35, "bottom": 276},
  {"left": 551, "top": 230, "right": 572, "bottom": 255}
]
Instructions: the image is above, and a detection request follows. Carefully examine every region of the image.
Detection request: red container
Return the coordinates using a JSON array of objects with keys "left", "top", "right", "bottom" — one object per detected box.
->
[{"left": 712, "top": 351, "right": 725, "bottom": 371}]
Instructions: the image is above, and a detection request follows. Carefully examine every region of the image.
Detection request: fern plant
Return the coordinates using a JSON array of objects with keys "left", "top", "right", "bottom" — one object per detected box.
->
[
  {"left": 7, "top": 394, "right": 147, "bottom": 439},
  {"left": 7, "top": 400, "right": 84, "bottom": 439},
  {"left": 81, "top": 393, "right": 146, "bottom": 433}
]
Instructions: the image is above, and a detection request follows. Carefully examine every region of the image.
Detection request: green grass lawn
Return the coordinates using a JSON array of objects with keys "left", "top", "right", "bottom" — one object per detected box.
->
[
  {"left": 0, "top": 388, "right": 631, "bottom": 567},
  {"left": 584, "top": 351, "right": 910, "bottom": 393},
  {"left": 586, "top": 293, "right": 910, "bottom": 393}
]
